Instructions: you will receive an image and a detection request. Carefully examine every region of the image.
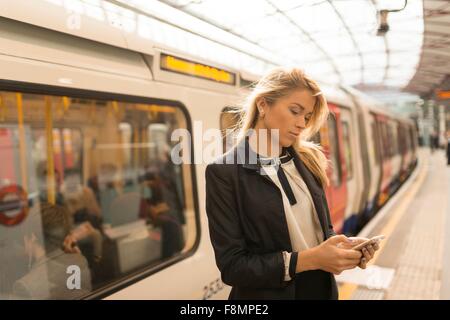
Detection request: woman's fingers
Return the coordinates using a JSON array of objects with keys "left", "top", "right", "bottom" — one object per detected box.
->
[
  {"left": 342, "top": 248, "right": 362, "bottom": 260},
  {"left": 362, "top": 247, "right": 373, "bottom": 261},
  {"left": 366, "top": 245, "right": 375, "bottom": 257},
  {"left": 359, "top": 258, "right": 367, "bottom": 269}
]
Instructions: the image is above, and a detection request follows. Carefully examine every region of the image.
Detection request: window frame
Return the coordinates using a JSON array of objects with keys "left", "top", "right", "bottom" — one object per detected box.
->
[{"left": 0, "top": 79, "right": 201, "bottom": 300}]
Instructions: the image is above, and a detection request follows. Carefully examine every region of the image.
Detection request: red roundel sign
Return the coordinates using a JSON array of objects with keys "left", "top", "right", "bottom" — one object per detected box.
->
[{"left": 0, "top": 185, "right": 29, "bottom": 226}]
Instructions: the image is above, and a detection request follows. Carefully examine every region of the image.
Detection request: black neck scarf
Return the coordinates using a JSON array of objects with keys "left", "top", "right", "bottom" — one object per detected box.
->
[{"left": 258, "top": 150, "right": 297, "bottom": 206}]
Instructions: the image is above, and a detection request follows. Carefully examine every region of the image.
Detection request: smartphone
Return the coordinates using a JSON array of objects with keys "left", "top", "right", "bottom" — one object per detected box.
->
[{"left": 352, "top": 235, "right": 385, "bottom": 251}]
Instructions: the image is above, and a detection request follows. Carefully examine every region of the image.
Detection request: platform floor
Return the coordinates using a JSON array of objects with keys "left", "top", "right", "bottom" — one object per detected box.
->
[{"left": 337, "top": 148, "right": 450, "bottom": 300}]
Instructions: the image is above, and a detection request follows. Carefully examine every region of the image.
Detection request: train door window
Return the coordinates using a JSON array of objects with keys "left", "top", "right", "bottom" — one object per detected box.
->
[
  {"left": 327, "top": 116, "right": 342, "bottom": 187},
  {"left": 0, "top": 90, "right": 197, "bottom": 299},
  {"left": 341, "top": 121, "right": 353, "bottom": 180},
  {"left": 220, "top": 107, "right": 241, "bottom": 153}
]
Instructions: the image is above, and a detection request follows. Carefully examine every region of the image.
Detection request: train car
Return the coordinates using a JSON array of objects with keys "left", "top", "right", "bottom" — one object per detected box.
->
[
  {"left": 0, "top": 8, "right": 418, "bottom": 300},
  {"left": 329, "top": 88, "right": 365, "bottom": 235}
]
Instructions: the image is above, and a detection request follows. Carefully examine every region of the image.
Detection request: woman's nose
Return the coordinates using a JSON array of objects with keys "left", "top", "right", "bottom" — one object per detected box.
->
[{"left": 296, "top": 116, "right": 306, "bottom": 129}]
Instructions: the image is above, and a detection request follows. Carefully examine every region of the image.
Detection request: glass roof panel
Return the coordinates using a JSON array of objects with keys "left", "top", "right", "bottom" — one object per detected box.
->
[
  {"left": 285, "top": 1, "right": 342, "bottom": 35},
  {"left": 99, "top": 0, "right": 424, "bottom": 89}
]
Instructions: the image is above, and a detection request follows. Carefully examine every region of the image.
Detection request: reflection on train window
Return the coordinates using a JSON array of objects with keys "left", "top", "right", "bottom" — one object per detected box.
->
[
  {"left": 220, "top": 107, "right": 241, "bottom": 153},
  {"left": 341, "top": 121, "right": 353, "bottom": 180},
  {"left": 327, "top": 116, "right": 342, "bottom": 187},
  {"left": 0, "top": 91, "right": 196, "bottom": 299}
]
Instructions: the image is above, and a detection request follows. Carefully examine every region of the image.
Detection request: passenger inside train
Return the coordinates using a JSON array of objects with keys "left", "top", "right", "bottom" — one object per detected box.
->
[{"left": 12, "top": 203, "right": 92, "bottom": 299}]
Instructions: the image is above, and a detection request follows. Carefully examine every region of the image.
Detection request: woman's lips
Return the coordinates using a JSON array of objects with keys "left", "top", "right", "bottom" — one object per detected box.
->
[{"left": 289, "top": 132, "right": 300, "bottom": 139}]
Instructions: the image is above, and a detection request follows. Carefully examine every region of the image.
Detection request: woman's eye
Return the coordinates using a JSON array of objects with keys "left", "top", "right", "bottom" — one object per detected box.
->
[{"left": 290, "top": 109, "right": 299, "bottom": 115}]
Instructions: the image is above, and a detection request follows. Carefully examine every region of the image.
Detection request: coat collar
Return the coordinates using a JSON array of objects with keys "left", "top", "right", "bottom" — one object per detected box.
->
[
  {"left": 236, "top": 137, "right": 322, "bottom": 195},
  {"left": 235, "top": 136, "right": 329, "bottom": 238}
]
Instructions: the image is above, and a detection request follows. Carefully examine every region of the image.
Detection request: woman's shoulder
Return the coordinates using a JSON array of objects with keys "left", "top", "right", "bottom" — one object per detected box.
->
[{"left": 205, "top": 147, "right": 241, "bottom": 180}]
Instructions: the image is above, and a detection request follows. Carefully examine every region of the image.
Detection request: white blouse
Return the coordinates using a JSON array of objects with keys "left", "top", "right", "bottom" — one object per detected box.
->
[{"left": 261, "top": 158, "right": 324, "bottom": 281}]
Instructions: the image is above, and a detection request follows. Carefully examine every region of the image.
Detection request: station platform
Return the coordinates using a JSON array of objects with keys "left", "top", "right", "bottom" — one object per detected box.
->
[{"left": 337, "top": 148, "right": 450, "bottom": 300}]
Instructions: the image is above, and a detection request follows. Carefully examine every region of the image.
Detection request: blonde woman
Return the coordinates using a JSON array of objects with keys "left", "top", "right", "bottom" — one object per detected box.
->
[{"left": 205, "top": 67, "right": 378, "bottom": 300}]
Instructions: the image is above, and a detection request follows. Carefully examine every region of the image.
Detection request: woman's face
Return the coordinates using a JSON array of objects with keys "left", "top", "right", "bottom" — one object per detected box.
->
[{"left": 259, "top": 89, "right": 316, "bottom": 148}]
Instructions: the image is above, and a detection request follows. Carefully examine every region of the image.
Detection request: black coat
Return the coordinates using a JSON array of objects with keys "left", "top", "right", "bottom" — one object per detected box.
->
[{"left": 205, "top": 138, "right": 338, "bottom": 300}]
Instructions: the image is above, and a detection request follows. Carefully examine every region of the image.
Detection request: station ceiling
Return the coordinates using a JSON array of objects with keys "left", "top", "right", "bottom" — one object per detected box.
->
[
  {"left": 405, "top": 0, "right": 450, "bottom": 101},
  {"left": 20, "top": 0, "right": 449, "bottom": 103},
  {"left": 158, "top": 0, "right": 426, "bottom": 93}
]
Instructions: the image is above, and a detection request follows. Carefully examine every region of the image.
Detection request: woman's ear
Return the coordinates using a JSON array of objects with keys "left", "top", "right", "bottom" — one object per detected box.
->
[{"left": 256, "top": 97, "right": 267, "bottom": 116}]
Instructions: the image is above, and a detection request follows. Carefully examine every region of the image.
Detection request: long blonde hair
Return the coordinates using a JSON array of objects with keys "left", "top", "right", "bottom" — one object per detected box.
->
[{"left": 234, "top": 67, "right": 330, "bottom": 187}]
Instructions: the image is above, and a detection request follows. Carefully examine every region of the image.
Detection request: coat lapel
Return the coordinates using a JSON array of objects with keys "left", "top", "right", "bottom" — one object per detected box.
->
[
  {"left": 288, "top": 146, "right": 330, "bottom": 239},
  {"left": 236, "top": 137, "right": 332, "bottom": 239}
]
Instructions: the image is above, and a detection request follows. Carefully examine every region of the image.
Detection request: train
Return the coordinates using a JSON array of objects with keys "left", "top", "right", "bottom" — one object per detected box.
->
[{"left": 0, "top": 3, "right": 417, "bottom": 300}]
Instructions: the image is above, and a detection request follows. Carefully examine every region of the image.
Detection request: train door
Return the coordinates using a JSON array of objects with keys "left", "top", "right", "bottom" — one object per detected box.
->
[{"left": 321, "top": 104, "right": 347, "bottom": 233}]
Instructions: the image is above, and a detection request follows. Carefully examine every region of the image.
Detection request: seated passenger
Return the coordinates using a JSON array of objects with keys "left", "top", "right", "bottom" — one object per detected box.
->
[
  {"left": 60, "top": 169, "right": 103, "bottom": 268},
  {"left": 140, "top": 172, "right": 184, "bottom": 259},
  {"left": 159, "top": 155, "right": 185, "bottom": 225},
  {"left": 61, "top": 169, "right": 101, "bottom": 223},
  {"left": 38, "top": 168, "right": 65, "bottom": 206},
  {"left": 12, "top": 203, "right": 92, "bottom": 299}
]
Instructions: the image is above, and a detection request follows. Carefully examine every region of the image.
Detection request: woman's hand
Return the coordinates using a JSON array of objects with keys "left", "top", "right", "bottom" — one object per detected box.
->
[
  {"left": 344, "top": 237, "right": 380, "bottom": 269},
  {"left": 297, "top": 235, "right": 362, "bottom": 275}
]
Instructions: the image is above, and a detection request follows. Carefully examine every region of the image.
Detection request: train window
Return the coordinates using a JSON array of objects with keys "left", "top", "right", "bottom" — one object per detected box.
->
[
  {"left": 0, "top": 91, "right": 196, "bottom": 299},
  {"left": 327, "top": 116, "right": 342, "bottom": 187},
  {"left": 341, "top": 121, "right": 353, "bottom": 180},
  {"left": 392, "top": 123, "right": 399, "bottom": 155},
  {"left": 220, "top": 107, "right": 241, "bottom": 153},
  {"left": 311, "top": 132, "right": 321, "bottom": 144},
  {"left": 380, "top": 122, "right": 389, "bottom": 159},
  {"left": 386, "top": 124, "right": 392, "bottom": 157},
  {"left": 384, "top": 124, "right": 391, "bottom": 157},
  {"left": 119, "top": 122, "right": 132, "bottom": 168},
  {"left": 370, "top": 121, "right": 379, "bottom": 165},
  {"left": 387, "top": 123, "right": 397, "bottom": 157}
]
